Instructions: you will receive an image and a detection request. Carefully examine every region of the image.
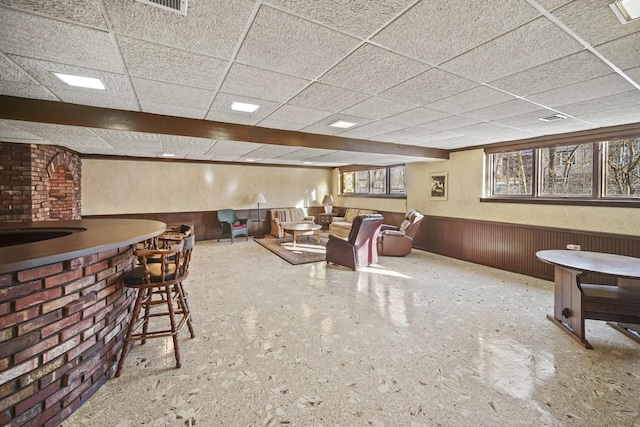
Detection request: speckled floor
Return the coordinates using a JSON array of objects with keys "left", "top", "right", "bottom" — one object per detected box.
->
[{"left": 62, "top": 239, "right": 640, "bottom": 427}]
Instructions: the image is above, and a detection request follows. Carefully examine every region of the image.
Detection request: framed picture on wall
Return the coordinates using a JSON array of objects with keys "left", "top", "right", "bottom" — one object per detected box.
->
[{"left": 429, "top": 172, "right": 448, "bottom": 200}]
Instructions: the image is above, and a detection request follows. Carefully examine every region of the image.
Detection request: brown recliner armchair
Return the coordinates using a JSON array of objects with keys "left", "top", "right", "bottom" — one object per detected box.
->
[
  {"left": 377, "top": 210, "right": 424, "bottom": 256},
  {"left": 326, "top": 214, "right": 384, "bottom": 271}
]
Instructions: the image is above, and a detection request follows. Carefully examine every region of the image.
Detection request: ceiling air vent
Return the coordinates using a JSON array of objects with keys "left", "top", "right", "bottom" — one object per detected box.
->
[
  {"left": 135, "top": 0, "right": 188, "bottom": 16},
  {"left": 539, "top": 114, "right": 567, "bottom": 122}
]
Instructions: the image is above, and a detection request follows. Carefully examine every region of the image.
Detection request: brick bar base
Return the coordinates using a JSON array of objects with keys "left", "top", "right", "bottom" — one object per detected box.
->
[{"left": 0, "top": 245, "right": 136, "bottom": 426}]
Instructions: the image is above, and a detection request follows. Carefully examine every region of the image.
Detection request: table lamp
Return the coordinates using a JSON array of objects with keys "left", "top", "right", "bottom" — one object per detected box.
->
[{"left": 322, "top": 194, "right": 334, "bottom": 214}]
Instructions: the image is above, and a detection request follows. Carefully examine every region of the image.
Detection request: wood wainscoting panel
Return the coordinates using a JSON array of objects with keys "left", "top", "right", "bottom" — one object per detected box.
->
[{"left": 413, "top": 216, "right": 640, "bottom": 285}]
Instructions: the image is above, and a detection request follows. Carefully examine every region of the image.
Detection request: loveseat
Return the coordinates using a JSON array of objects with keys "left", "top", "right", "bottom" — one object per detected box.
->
[
  {"left": 328, "top": 208, "right": 377, "bottom": 238},
  {"left": 269, "top": 208, "right": 315, "bottom": 238}
]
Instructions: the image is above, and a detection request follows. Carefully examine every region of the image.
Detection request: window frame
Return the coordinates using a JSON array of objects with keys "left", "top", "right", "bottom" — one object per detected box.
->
[
  {"left": 482, "top": 126, "right": 640, "bottom": 208},
  {"left": 339, "top": 164, "right": 406, "bottom": 198}
]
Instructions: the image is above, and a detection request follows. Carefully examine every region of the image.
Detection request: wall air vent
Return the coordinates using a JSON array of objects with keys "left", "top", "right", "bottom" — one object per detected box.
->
[
  {"left": 539, "top": 114, "right": 567, "bottom": 122},
  {"left": 135, "top": 0, "right": 188, "bottom": 16}
]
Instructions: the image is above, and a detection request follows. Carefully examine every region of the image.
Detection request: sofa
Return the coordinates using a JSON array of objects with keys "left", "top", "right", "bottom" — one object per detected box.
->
[
  {"left": 269, "top": 208, "right": 315, "bottom": 238},
  {"left": 328, "top": 208, "right": 377, "bottom": 238}
]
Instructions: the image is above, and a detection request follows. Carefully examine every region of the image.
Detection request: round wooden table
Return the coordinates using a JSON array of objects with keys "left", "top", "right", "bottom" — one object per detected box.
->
[{"left": 281, "top": 223, "right": 322, "bottom": 248}]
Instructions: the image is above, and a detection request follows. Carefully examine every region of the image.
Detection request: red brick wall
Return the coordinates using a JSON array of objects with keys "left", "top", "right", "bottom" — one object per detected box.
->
[
  {"left": 0, "top": 246, "right": 136, "bottom": 426},
  {"left": 0, "top": 143, "right": 81, "bottom": 222}
]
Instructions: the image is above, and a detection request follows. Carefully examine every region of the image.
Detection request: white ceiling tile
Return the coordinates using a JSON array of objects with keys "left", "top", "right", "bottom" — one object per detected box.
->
[
  {"left": 575, "top": 104, "right": 640, "bottom": 127},
  {"left": 0, "top": 9, "right": 123, "bottom": 72},
  {"left": 319, "top": 43, "right": 429, "bottom": 94},
  {"left": 288, "top": 82, "right": 368, "bottom": 112},
  {"left": 372, "top": 0, "right": 539, "bottom": 65},
  {"left": 340, "top": 96, "right": 415, "bottom": 120},
  {"left": 556, "top": 90, "right": 640, "bottom": 116},
  {"left": 160, "top": 135, "right": 216, "bottom": 154},
  {"left": 265, "top": 105, "right": 332, "bottom": 125},
  {"left": 90, "top": 129, "right": 159, "bottom": 141},
  {"left": 526, "top": 73, "right": 635, "bottom": 107},
  {"left": 107, "top": 139, "right": 162, "bottom": 152},
  {"left": 385, "top": 107, "right": 451, "bottom": 126},
  {"left": 220, "top": 63, "right": 310, "bottom": 102},
  {"left": 418, "top": 115, "right": 482, "bottom": 132},
  {"left": 275, "top": 147, "right": 336, "bottom": 161},
  {"left": 104, "top": 0, "right": 255, "bottom": 59},
  {"left": 118, "top": 36, "right": 227, "bottom": 90},
  {"left": 0, "top": 119, "right": 44, "bottom": 140},
  {"left": 596, "top": 32, "right": 640, "bottom": 71},
  {"left": 336, "top": 121, "right": 406, "bottom": 140},
  {"left": 626, "top": 66, "right": 640, "bottom": 83},
  {"left": 0, "top": 0, "right": 108, "bottom": 28},
  {"left": 132, "top": 77, "right": 216, "bottom": 109},
  {"left": 370, "top": 127, "right": 431, "bottom": 142},
  {"left": 491, "top": 109, "right": 563, "bottom": 128},
  {"left": 440, "top": 17, "right": 583, "bottom": 82},
  {"left": 265, "top": 0, "right": 415, "bottom": 38},
  {"left": 0, "top": 54, "right": 33, "bottom": 83},
  {"left": 301, "top": 113, "right": 372, "bottom": 136},
  {"left": 406, "top": 131, "right": 464, "bottom": 144},
  {"left": 551, "top": 0, "right": 640, "bottom": 46},
  {"left": 236, "top": 6, "right": 359, "bottom": 79},
  {"left": 490, "top": 51, "right": 614, "bottom": 97},
  {"left": 207, "top": 139, "right": 264, "bottom": 157},
  {"left": 243, "top": 144, "right": 302, "bottom": 159},
  {"left": 0, "top": 81, "right": 57, "bottom": 100},
  {"left": 140, "top": 101, "right": 208, "bottom": 119},
  {"left": 464, "top": 99, "right": 545, "bottom": 121},
  {"left": 381, "top": 68, "right": 478, "bottom": 105},
  {"left": 55, "top": 90, "right": 140, "bottom": 111},
  {"left": 54, "top": 136, "right": 114, "bottom": 149},
  {"left": 10, "top": 55, "right": 135, "bottom": 99},
  {"left": 426, "top": 86, "right": 516, "bottom": 115}
]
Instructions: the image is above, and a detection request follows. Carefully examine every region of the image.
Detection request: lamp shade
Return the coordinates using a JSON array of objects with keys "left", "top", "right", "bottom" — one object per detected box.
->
[
  {"left": 322, "top": 194, "right": 334, "bottom": 205},
  {"left": 252, "top": 193, "right": 267, "bottom": 204}
]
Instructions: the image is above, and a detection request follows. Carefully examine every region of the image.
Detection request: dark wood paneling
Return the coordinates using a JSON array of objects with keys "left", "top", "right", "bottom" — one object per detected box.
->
[{"left": 414, "top": 216, "right": 640, "bottom": 285}]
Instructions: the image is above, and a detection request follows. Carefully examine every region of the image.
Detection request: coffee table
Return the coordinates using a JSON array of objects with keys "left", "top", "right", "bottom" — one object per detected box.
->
[{"left": 281, "top": 223, "right": 322, "bottom": 248}]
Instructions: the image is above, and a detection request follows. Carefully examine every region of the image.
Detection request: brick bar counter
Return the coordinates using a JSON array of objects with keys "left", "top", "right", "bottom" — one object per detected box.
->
[{"left": 0, "top": 219, "right": 165, "bottom": 426}]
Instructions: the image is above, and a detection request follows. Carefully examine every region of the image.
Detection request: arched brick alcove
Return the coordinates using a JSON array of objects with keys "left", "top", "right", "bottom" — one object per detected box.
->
[
  {"left": 0, "top": 143, "right": 81, "bottom": 222},
  {"left": 47, "top": 152, "right": 80, "bottom": 220}
]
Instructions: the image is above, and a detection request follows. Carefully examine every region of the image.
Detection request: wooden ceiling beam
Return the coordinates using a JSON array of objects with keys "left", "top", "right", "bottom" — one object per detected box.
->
[{"left": 0, "top": 96, "right": 449, "bottom": 160}]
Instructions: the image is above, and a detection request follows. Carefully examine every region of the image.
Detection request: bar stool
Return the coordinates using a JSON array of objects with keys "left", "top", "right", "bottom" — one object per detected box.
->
[{"left": 115, "top": 236, "right": 195, "bottom": 377}]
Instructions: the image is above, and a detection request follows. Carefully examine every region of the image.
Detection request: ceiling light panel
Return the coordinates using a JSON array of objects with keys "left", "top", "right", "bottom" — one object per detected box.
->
[
  {"left": 231, "top": 101, "right": 261, "bottom": 113},
  {"left": 53, "top": 73, "right": 105, "bottom": 90},
  {"left": 329, "top": 120, "right": 358, "bottom": 128},
  {"left": 610, "top": 0, "right": 640, "bottom": 23}
]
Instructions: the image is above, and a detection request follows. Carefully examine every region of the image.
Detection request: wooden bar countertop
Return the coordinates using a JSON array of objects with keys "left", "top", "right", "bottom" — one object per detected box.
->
[{"left": 0, "top": 219, "right": 166, "bottom": 274}]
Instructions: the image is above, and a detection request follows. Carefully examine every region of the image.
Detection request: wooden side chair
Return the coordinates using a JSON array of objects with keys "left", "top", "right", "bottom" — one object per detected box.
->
[{"left": 115, "top": 235, "right": 195, "bottom": 377}]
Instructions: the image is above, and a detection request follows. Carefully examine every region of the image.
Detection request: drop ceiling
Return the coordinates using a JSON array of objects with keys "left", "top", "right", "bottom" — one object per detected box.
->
[{"left": 0, "top": 0, "right": 639, "bottom": 167}]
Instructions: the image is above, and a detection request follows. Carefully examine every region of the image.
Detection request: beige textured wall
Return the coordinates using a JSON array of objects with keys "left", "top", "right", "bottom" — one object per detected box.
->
[
  {"left": 82, "top": 159, "right": 332, "bottom": 215},
  {"left": 407, "top": 149, "right": 640, "bottom": 236}
]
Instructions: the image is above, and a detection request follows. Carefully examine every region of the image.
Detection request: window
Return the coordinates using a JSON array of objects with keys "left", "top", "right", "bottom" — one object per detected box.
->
[
  {"left": 339, "top": 165, "right": 405, "bottom": 196},
  {"left": 605, "top": 138, "right": 640, "bottom": 197},
  {"left": 492, "top": 149, "right": 533, "bottom": 195},
  {"left": 540, "top": 143, "right": 592, "bottom": 196},
  {"left": 486, "top": 135, "right": 640, "bottom": 204}
]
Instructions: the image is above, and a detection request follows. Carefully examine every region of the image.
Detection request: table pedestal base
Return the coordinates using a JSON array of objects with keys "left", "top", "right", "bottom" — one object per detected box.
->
[
  {"left": 546, "top": 314, "right": 593, "bottom": 349},
  {"left": 606, "top": 322, "right": 640, "bottom": 345}
]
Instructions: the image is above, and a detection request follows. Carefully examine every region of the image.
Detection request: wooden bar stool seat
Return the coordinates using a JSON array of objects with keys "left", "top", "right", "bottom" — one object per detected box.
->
[{"left": 115, "top": 236, "right": 195, "bottom": 377}]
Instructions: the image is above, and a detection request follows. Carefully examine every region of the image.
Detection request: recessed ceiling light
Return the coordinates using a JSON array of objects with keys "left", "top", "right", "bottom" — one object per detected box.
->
[
  {"left": 245, "top": 158, "right": 256, "bottom": 162},
  {"left": 303, "top": 161, "right": 313, "bottom": 165},
  {"left": 53, "top": 73, "right": 105, "bottom": 90},
  {"left": 539, "top": 114, "right": 567, "bottom": 122},
  {"left": 329, "top": 120, "right": 358, "bottom": 129},
  {"left": 161, "top": 153, "right": 175, "bottom": 157},
  {"left": 230, "top": 102, "right": 260, "bottom": 113},
  {"left": 610, "top": 0, "right": 640, "bottom": 24}
]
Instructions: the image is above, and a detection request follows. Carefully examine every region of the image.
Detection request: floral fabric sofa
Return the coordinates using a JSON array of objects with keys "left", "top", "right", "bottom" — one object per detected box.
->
[
  {"left": 328, "top": 208, "right": 377, "bottom": 238},
  {"left": 269, "top": 208, "right": 315, "bottom": 238}
]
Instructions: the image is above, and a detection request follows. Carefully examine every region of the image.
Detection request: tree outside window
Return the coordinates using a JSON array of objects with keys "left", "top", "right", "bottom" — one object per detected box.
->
[{"left": 605, "top": 138, "right": 640, "bottom": 197}]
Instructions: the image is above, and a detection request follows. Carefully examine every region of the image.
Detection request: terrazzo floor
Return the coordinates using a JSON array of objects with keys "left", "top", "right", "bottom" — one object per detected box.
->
[{"left": 62, "top": 239, "right": 640, "bottom": 427}]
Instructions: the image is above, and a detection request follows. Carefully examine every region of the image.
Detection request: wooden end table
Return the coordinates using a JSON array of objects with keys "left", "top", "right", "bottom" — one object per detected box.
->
[{"left": 317, "top": 213, "right": 337, "bottom": 230}]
